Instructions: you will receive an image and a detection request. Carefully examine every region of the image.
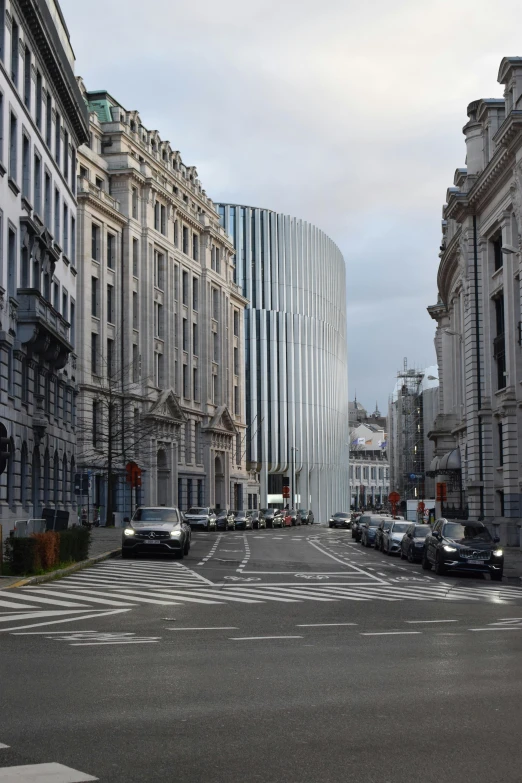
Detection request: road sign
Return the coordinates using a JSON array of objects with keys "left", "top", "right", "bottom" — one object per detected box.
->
[
  {"left": 282, "top": 486, "right": 290, "bottom": 498},
  {"left": 388, "top": 491, "right": 400, "bottom": 503},
  {"left": 126, "top": 461, "right": 142, "bottom": 488}
]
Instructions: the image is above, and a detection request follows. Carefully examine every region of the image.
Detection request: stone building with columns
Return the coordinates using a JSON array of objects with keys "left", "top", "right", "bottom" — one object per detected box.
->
[
  {"left": 0, "top": 0, "right": 89, "bottom": 536},
  {"left": 428, "top": 56, "right": 522, "bottom": 546},
  {"left": 75, "top": 86, "right": 252, "bottom": 523}
]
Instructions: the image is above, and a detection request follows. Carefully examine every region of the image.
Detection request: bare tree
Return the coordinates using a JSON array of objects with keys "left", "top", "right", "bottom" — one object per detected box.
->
[{"left": 76, "top": 352, "right": 158, "bottom": 526}]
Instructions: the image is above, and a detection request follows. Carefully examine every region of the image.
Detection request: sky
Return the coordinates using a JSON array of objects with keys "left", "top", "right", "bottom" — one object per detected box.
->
[{"left": 60, "top": 0, "right": 522, "bottom": 412}]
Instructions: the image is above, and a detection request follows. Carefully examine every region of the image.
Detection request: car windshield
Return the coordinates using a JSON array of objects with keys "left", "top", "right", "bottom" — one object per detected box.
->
[
  {"left": 368, "top": 519, "right": 380, "bottom": 528},
  {"left": 335, "top": 513, "right": 350, "bottom": 519},
  {"left": 187, "top": 508, "right": 209, "bottom": 515},
  {"left": 392, "top": 523, "right": 408, "bottom": 533},
  {"left": 443, "top": 523, "right": 492, "bottom": 542},
  {"left": 414, "top": 526, "right": 429, "bottom": 538},
  {"left": 217, "top": 510, "right": 228, "bottom": 517},
  {"left": 234, "top": 512, "right": 246, "bottom": 517},
  {"left": 383, "top": 521, "right": 392, "bottom": 529},
  {"left": 133, "top": 508, "right": 178, "bottom": 522}
]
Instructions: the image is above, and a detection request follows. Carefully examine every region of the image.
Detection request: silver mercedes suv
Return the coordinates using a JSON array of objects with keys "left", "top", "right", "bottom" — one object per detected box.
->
[{"left": 122, "top": 507, "right": 191, "bottom": 559}]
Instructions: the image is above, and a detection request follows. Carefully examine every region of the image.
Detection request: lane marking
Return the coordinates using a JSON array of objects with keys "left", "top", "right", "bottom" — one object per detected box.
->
[
  {"left": 166, "top": 627, "right": 239, "bottom": 631},
  {"left": 406, "top": 620, "right": 458, "bottom": 624},
  {"left": 0, "top": 744, "right": 9, "bottom": 749},
  {"left": 22, "top": 590, "right": 134, "bottom": 607},
  {"left": 360, "top": 631, "right": 423, "bottom": 636},
  {"left": 306, "top": 539, "right": 389, "bottom": 584},
  {"left": 230, "top": 635, "right": 303, "bottom": 641},
  {"left": 469, "top": 627, "right": 522, "bottom": 632},
  {"left": 2, "top": 608, "right": 131, "bottom": 633},
  {"left": 0, "top": 762, "right": 98, "bottom": 781},
  {"left": 69, "top": 640, "right": 159, "bottom": 646},
  {"left": 296, "top": 623, "right": 358, "bottom": 627}
]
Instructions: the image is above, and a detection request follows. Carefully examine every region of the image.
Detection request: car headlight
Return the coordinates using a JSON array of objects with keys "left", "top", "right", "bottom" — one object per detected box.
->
[
  {"left": 170, "top": 530, "right": 182, "bottom": 538},
  {"left": 493, "top": 549, "right": 503, "bottom": 557},
  {"left": 443, "top": 544, "right": 457, "bottom": 553},
  {"left": 123, "top": 528, "right": 135, "bottom": 536}
]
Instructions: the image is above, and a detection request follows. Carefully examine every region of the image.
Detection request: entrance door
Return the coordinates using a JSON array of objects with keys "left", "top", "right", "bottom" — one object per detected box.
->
[
  {"left": 157, "top": 449, "right": 170, "bottom": 506},
  {"left": 215, "top": 455, "right": 225, "bottom": 510}
]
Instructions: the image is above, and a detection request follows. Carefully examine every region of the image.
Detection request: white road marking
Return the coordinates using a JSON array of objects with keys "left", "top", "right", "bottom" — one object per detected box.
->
[
  {"left": 296, "top": 623, "right": 358, "bottom": 627},
  {"left": 469, "top": 627, "right": 522, "bottom": 632},
  {"left": 0, "top": 762, "right": 97, "bottom": 781},
  {"left": 0, "top": 597, "right": 41, "bottom": 609},
  {"left": 0, "top": 611, "right": 89, "bottom": 624},
  {"left": 4, "top": 609, "right": 131, "bottom": 633},
  {"left": 166, "top": 627, "right": 239, "bottom": 631},
  {"left": 118, "top": 590, "right": 222, "bottom": 605},
  {"left": 0, "top": 745, "right": 9, "bottom": 750},
  {"left": 2, "top": 593, "right": 90, "bottom": 608},
  {"left": 148, "top": 589, "right": 262, "bottom": 604},
  {"left": 230, "top": 636, "right": 303, "bottom": 641},
  {"left": 306, "top": 539, "right": 388, "bottom": 584},
  {"left": 361, "top": 631, "right": 423, "bottom": 636},
  {"left": 70, "top": 640, "right": 159, "bottom": 646},
  {"left": 406, "top": 620, "right": 459, "bottom": 624},
  {"left": 22, "top": 590, "right": 134, "bottom": 607}
]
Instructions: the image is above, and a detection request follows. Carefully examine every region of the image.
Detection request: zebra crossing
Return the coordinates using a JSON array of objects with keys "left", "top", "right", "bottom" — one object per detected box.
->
[{"left": 2, "top": 562, "right": 522, "bottom": 611}]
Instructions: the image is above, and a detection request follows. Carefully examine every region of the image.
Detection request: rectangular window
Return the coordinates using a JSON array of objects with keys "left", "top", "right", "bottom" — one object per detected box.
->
[
  {"left": 174, "top": 220, "right": 179, "bottom": 247},
  {"left": 107, "top": 232, "right": 115, "bottom": 269},
  {"left": 52, "top": 279, "right": 59, "bottom": 310},
  {"left": 107, "top": 338, "right": 114, "bottom": 377},
  {"left": 46, "top": 92, "right": 52, "bottom": 148},
  {"left": 70, "top": 301, "right": 75, "bottom": 346},
  {"left": 183, "top": 364, "right": 189, "bottom": 398},
  {"left": 91, "top": 333, "right": 99, "bottom": 374},
  {"left": 234, "top": 346, "right": 239, "bottom": 375},
  {"left": 54, "top": 112, "right": 61, "bottom": 165},
  {"left": 133, "top": 344, "right": 139, "bottom": 382},
  {"left": 494, "top": 295, "right": 506, "bottom": 390},
  {"left": 132, "top": 187, "right": 138, "bottom": 219},
  {"left": 44, "top": 170, "right": 51, "bottom": 227},
  {"left": 91, "top": 223, "right": 100, "bottom": 260},
  {"left": 54, "top": 188, "right": 59, "bottom": 242},
  {"left": 62, "top": 289, "right": 68, "bottom": 320},
  {"left": 33, "top": 151, "right": 41, "bottom": 215},
  {"left": 193, "top": 368, "right": 198, "bottom": 401},
  {"left": 107, "top": 284, "right": 114, "bottom": 323},
  {"left": 234, "top": 385, "right": 239, "bottom": 414},
  {"left": 154, "top": 202, "right": 160, "bottom": 231},
  {"left": 212, "top": 373, "right": 217, "bottom": 404},
  {"left": 63, "top": 130, "right": 69, "bottom": 180},
  {"left": 498, "top": 422, "right": 504, "bottom": 467},
  {"left": 157, "top": 353, "right": 164, "bottom": 387},
  {"left": 132, "top": 238, "right": 139, "bottom": 276},
  {"left": 24, "top": 45, "right": 31, "bottom": 109},
  {"left": 36, "top": 71, "right": 42, "bottom": 128},
  {"left": 0, "top": 93, "right": 3, "bottom": 165},
  {"left": 160, "top": 204, "right": 166, "bottom": 235},
  {"left": 182, "top": 318, "right": 188, "bottom": 351},
  {"left": 92, "top": 400, "right": 99, "bottom": 447},
  {"left": 132, "top": 291, "right": 138, "bottom": 329},
  {"left": 492, "top": 233, "right": 503, "bottom": 272},
  {"left": 154, "top": 250, "right": 164, "bottom": 289},
  {"left": 213, "top": 331, "right": 218, "bottom": 362},
  {"left": 71, "top": 148, "right": 76, "bottom": 194},
  {"left": 193, "top": 323, "right": 198, "bottom": 355},
  {"left": 63, "top": 202, "right": 68, "bottom": 255},
  {"left": 182, "top": 226, "right": 189, "bottom": 254},
  {"left": 192, "top": 233, "right": 198, "bottom": 261},
  {"left": 21, "top": 359, "right": 28, "bottom": 404},
  {"left": 71, "top": 216, "right": 76, "bottom": 265},
  {"left": 10, "top": 20, "right": 18, "bottom": 86},
  {"left": 0, "top": 1, "right": 5, "bottom": 63},
  {"left": 91, "top": 277, "right": 99, "bottom": 317},
  {"left": 9, "top": 112, "right": 17, "bottom": 182},
  {"left": 7, "top": 226, "right": 16, "bottom": 297},
  {"left": 22, "top": 132, "right": 30, "bottom": 199},
  {"left": 234, "top": 310, "right": 239, "bottom": 336},
  {"left": 182, "top": 270, "right": 188, "bottom": 305},
  {"left": 192, "top": 278, "right": 198, "bottom": 311},
  {"left": 212, "top": 288, "right": 219, "bottom": 320}
]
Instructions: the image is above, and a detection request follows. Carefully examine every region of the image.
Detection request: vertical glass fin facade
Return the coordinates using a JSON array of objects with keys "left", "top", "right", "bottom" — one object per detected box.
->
[{"left": 218, "top": 204, "right": 349, "bottom": 520}]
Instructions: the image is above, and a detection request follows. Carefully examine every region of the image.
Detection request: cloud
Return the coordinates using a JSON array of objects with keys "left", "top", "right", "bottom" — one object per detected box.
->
[{"left": 61, "top": 0, "right": 522, "bottom": 410}]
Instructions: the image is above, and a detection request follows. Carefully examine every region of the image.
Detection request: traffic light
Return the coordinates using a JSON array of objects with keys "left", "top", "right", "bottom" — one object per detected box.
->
[{"left": 0, "top": 423, "right": 10, "bottom": 476}]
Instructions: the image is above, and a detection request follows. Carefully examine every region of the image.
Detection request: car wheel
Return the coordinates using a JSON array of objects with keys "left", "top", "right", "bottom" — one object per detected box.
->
[
  {"left": 422, "top": 550, "right": 432, "bottom": 570},
  {"left": 374, "top": 540, "right": 380, "bottom": 550},
  {"left": 434, "top": 553, "right": 445, "bottom": 576},
  {"left": 491, "top": 570, "right": 503, "bottom": 582},
  {"left": 329, "top": 523, "right": 333, "bottom": 528},
  {"left": 408, "top": 547, "right": 414, "bottom": 563},
  {"left": 184, "top": 541, "right": 190, "bottom": 555}
]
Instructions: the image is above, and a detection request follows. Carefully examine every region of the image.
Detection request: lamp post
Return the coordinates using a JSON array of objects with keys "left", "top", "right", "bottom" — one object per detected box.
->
[{"left": 290, "top": 447, "right": 299, "bottom": 509}]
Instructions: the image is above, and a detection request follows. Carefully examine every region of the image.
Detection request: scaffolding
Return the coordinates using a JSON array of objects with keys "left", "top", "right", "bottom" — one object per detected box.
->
[{"left": 392, "top": 359, "right": 425, "bottom": 502}]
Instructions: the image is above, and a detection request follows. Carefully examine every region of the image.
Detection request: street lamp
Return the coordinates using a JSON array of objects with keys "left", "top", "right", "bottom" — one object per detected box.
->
[
  {"left": 502, "top": 244, "right": 519, "bottom": 255},
  {"left": 290, "top": 447, "right": 299, "bottom": 509}
]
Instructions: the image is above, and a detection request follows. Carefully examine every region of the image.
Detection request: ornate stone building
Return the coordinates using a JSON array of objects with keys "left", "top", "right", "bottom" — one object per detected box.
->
[
  {"left": 76, "top": 87, "right": 253, "bottom": 523},
  {"left": 0, "top": 0, "right": 89, "bottom": 535},
  {"left": 428, "top": 56, "right": 522, "bottom": 546}
]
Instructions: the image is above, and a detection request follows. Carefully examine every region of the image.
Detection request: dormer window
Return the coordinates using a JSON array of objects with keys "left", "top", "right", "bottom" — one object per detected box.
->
[{"left": 130, "top": 120, "right": 136, "bottom": 132}]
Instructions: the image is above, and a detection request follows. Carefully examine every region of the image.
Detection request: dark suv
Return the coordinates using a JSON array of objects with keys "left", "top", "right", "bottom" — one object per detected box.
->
[{"left": 422, "top": 519, "right": 503, "bottom": 580}]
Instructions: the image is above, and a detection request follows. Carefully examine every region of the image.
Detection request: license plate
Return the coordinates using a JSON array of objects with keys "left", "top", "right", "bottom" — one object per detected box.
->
[
  {"left": 467, "top": 559, "right": 485, "bottom": 564},
  {"left": 144, "top": 540, "right": 162, "bottom": 545}
]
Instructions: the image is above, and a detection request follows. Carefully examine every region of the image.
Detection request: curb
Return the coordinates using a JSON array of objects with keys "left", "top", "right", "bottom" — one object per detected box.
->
[{"left": 2, "top": 547, "right": 121, "bottom": 589}]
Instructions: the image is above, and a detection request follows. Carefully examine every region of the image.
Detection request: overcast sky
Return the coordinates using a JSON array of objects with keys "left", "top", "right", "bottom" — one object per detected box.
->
[{"left": 60, "top": 0, "right": 522, "bottom": 412}]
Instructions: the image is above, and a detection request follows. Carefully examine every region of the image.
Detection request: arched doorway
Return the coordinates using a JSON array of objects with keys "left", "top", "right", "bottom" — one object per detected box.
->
[
  {"left": 32, "top": 448, "right": 41, "bottom": 518},
  {"left": 214, "top": 455, "right": 225, "bottom": 510},
  {"left": 157, "top": 448, "right": 170, "bottom": 507}
]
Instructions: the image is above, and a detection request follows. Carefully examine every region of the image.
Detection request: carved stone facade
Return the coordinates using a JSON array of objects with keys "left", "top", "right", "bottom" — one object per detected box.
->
[
  {"left": 428, "top": 56, "right": 522, "bottom": 547},
  {"left": 0, "top": 1, "right": 89, "bottom": 536},
  {"left": 76, "top": 88, "right": 254, "bottom": 522}
]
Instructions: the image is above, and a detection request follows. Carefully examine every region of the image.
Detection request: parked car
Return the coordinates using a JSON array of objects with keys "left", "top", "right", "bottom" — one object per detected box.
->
[
  {"left": 284, "top": 509, "right": 300, "bottom": 526},
  {"left": 261, "top": 508, "right": 282, "bottom": 529},
  {"left": 382, "top": 521, "right": 410, "bottom": 555},
  {"left": 251, "top": 510, "right": 265, "bottom": 529},
  {"left": 272, "top": 509, "right": 285, "bottom": 528},
  {"left": 422, "top": 519, "right": 503, "bottom": 579},
  {"left": 400, "top": 524, "right": 430, "bottom": 562},
  {"left": 298, "top": 509, "right": 314, "bottom": 525},
  {"left": 351, "top": 515, "right": 367, "bottom": 541},
  {"left": 329, "top": 512, "right": 351, "bottom": 529},
  {"left": 360, "top": 515, "right": 382, "bottom": 547},
  {"left": 184, "top": 506, "right": 217, "bottom": 532},
  {"left": 374, "top": 518, "right": 393, "bottom": 551},
  {"left": 122, "top": 506, "right": 191, "bottom": 559},
  {"left": 233, "top": 510, "right": 253, "bottom": 530},
  {"left": 216, "top": 509, "right": 236, "bottom": 531}
]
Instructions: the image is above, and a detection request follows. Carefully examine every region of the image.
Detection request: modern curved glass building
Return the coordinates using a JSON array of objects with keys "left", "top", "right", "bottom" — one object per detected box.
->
[{"left": 217, "top": 204, "right": 349, "bottom": 521}]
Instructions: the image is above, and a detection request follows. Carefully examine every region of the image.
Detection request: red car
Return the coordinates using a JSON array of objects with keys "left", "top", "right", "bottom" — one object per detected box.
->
[{"left": 283, "top": 509, "right": 300, "bottom": 526}]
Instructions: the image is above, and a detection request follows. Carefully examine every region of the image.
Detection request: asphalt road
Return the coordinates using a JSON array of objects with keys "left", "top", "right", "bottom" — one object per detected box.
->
[{"left": 2, "top": 524, "right": 522, "bottom": 782}]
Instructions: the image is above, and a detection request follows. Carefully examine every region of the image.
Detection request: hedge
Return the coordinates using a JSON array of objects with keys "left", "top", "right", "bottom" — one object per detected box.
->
[{"left": 5, "top": 527, "right": 91, "bottom": 575}]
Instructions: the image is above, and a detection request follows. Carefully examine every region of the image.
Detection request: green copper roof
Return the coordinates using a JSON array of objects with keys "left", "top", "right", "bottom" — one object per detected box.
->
[{"left": 88, "top": 98, "right": 113, "bottom": 123}]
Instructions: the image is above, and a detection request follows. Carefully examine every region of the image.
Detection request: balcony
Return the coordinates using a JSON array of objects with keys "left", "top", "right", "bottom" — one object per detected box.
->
[{"left": 16, "top": 289, "right": 72, "bottom": 370}]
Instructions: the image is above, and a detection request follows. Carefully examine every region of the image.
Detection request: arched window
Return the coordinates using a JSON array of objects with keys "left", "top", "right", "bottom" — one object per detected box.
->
[
  {"left": 43, "top": 449, "right": 50, "bottom": 504},
  {"left": 53, "top": 452, "right": 60, "bottom": 505},
  {"left": 62, "top": 454, "right": 68, "bottom": 505},
  {"left": 20, "top": 443, "right": 28, "bottom": 505},
  {"left": 6, "top": 438, "right": 14, "bottom": 505},
  {"left": 70, "top": 457, "right": 75, "bottom": 505}
]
